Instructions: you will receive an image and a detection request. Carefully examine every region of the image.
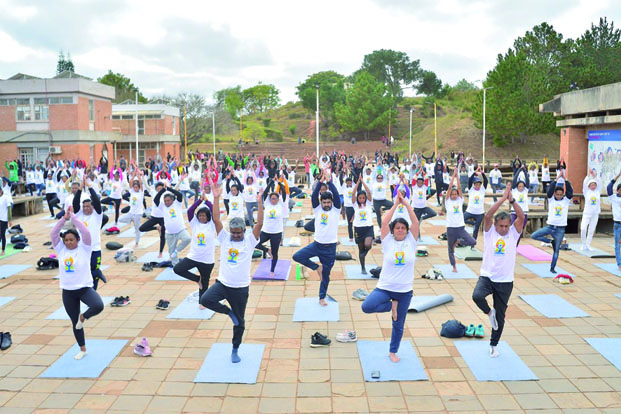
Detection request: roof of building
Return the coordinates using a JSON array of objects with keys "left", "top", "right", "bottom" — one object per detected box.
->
[
  {"left": 53, "top": 71, "right": 92, "bottom": 80},
  {"left": 0, "top": 72, "right": 115, "bottom": 100},
  {"left": 7, "top": 73, "right": 41, "bottom": 80},
  {"left": 112, "top": 103, "right": 180, "bottom": 117}
]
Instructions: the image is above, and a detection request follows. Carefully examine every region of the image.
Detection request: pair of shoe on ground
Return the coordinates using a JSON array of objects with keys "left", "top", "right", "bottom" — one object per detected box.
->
[
  {"left": 311, "top": 330, "right": 358, "bottom": 347},
  {"left": 110, "top": 296, "right": 130, "bottom": 307},
  {"left": 155, "top": 299, "right": 170, "bottom": 310},
  {"left": 0, "top": 332, "right": 11, "bottom": 350},
  {"left": 352, "top": 288, "right": 369, "bottom": 301},
  {"left": 465, "top": 323, "right": 485, "bottom": 338}
]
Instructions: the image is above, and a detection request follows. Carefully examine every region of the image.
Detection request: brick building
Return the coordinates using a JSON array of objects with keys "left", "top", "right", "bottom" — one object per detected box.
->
[
  {"left": 0, "top": 71, "right": 119, "bottom": 168},
  {"left": 111, "top": 101, "right": 181, "bottom": 165}
]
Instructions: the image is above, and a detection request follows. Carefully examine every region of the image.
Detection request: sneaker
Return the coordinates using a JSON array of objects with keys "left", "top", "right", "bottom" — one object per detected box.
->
[
  {"left": 489, "top": 345, "right": 499, "bottom": 358},
  {"left": 111, "top": 296, "right": 123, "bottom": 307},
  {"left": 134, "top": 338, "right": 152, "bottom": 357},
  {"left": 117, "top": 296, "right": 131, "bottom": 307},
  {"left": 352, "top": 289, "right": 368, "bottom": 301},
  {"left": 474, "top": 324, "right": 485, "bottom": 338},
  {"left": 310, "top": 332, "right": 331, "bottom": 348},
  {"left": 336, "top": 330, "right": 357, "bottom": 343},
  {"left": 155, "top": 299, "right": 164, "bottom": 309},
  {"left": 464, "top": 324, "right": 476, "bottom": 337},
  {"left": 160, "top": 300, "right": 170, "bottom": 310}
]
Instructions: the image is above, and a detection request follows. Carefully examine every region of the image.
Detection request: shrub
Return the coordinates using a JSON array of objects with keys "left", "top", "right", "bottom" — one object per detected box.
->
[
  {"left": 264, "top": 127, "right": 283, "bottom": 141},
  {"left": 289, "top": 124, "right": 296, "bottom": 135},
  {"left": 262, "top": 118, "right": 271, "bottom": 127}
]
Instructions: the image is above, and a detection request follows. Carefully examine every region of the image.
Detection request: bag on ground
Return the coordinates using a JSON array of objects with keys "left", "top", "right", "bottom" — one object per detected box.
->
[{"left": 440, "top": 320, "right": 466, "bottom": 338}]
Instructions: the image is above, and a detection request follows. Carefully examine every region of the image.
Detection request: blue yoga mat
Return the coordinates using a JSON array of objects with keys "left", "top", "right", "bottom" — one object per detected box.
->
[
  {"left": 455, "top": 341, "right": 538, "bottom": 381},
  {"left": 586, "top": 338, "right": 621, "bottom": 370},
  {"left": 428, "top": 219, "right": 447, "bottom": 226},
  {"left": 434, "top": 264, "right": 478, "bottom": 279},
  {"left": 155, "top": 267, "right": 190, "bottom": 281},
  {"left": 0, "top": 297, "right": 16, "bottom": 308},
  {"left": 418, "top": 236, "right": 440, "bottom": 246},
  {"left": 136, "top": 251, "right": 171, "bottom": 263},
  {"left": 615, "top": 294, "right": 621, "bottom": 299},
  {"left": 167, "top": 294, "right": 214, "bottom": 320},
  {"left": 567, "top": 243, "right": 614, "bottom": 258},
  {"left": 40, "top": 339, "right": 127, "bottom": 378},
  {"left": 345, "top": 264, "right": 378, "bottom": 280},
  {"left": 194, "top": 343, "right": 265, "bottom": 384},
  {"left": 521, "top": 263, "right": 575, "bottom": 279},
  {"left": 0, "top": 264, "right": 32, "bottom": 279},
  {"left": 291, "top": 208, "right": 301, "bottom": 213},
  {"left": 340, "top": 237, "right": 357, "bottom": 246},
  {"left": 408, "top": 294, "right": 453, "bottom": 312},
  {"left": 292, "top": 297, "right": 339, "bottom": 322},
  {"left": 520, "top": 294, "right": 589, "bottom": 318},
  {"left": 594, "top": 263, "right": 621, "bottom": 277},
  {"left": 357, "top": 340, "right": 428, "bottom": 382},
  {"left": 46, "top": 296, "right": 115, "bottom": 320},
  {"left": 253, "top": 259, "right": 291, "bottom": 281}
]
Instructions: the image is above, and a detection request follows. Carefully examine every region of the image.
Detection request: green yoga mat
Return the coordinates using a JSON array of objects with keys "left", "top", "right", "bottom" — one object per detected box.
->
[
  {"left": 454, "top": 247, "right": 483, "bottom": 261},
  {"left": 295, "top": 201, "right": 303, "bottom": 207},
  {"left": 0, "top": 244, "right": 23, "bottom": 260}
]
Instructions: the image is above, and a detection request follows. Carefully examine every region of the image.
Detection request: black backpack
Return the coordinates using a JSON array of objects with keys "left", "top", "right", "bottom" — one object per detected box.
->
[
  {"left": 295, "top": 220, "right": 304, "bottom": 228},
  {"left": 10, "top": 234, "right": 27, "bottom": 244},
  {"left": 37, "top": 257, "right": 59, "bottom": 270},
  {"left": 440, "top": 320, "right": 466, "bottom": 338},
  {"left": 106, "top": 241, "right": 123, "bottom": 250},
  {"left": 335, "top": 251, "right": 353, "bottom": 261},
  {"left": 370, "top": 267, "right": 382, "bottom": 278}
]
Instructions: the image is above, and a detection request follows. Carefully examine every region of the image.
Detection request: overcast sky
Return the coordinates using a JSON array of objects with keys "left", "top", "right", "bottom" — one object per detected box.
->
[{"left": 0, "top": 0, "right": 618, "bottom": 103}]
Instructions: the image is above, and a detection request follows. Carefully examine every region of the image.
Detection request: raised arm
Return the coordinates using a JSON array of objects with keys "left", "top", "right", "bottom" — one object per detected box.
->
[
  {"left": 327, "top": 180, "right": 341, "bottom": 209},
  {"left": 211, "top": 183, "right": 223, "bottom": 234},
  {"left": 484, "top": 183, "right": 510, "bottom": 232},
  {"left": 70, "top": 210, "right": 91, "bottom": 246},
  {"left": 187, "top": 197, "right": 203, "bottom": 222},
  {"left": 252, "top": 190, "right": 264, "bottom": 239}
]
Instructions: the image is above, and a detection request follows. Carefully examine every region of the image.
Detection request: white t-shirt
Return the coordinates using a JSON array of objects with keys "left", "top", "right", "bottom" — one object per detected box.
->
[
  {"left": 55, "top": 241, "right": 93, "bottom": 290},
  {"left": 187, "top": 217, "right": 216, "bottom": 264},
  {"left": 45, "top": 179, "right": 57, "bottom": 194},
  {"left": 480, "top": 224, "right": 519, "bottom": 283},
  {"left": 34, "top": 170, "right": 44, "bottom": 184},
  {"left": 228, "top": 194, "right": 245, "bottom": 219},
  {"left": 377, "top": 233, "right": 416, "bottom": 293},
  {"left": 466, "top": 188, "right": 486, "bottom": 215},
  {"left": 445, "top": 197, "right": 465, "bottom": 227},
  {"left": 0, "top": 195, "right": 11, "bottom": 221},
  {"left": 547, "top": 196, "right": 570, "bottom": 226},
  {"left": 542, "top": 167, "right": 551, "bottom": 182},
  {"left": 109, "top": 179, "right": 123, "bottom": 199},
  {"left": 262, "top": 201, "right": 284, "bottom": 234},
  {"left": 411, "top": 185, "right": 428, "bottom": 209},
  {"left": 583, "top": 188, "right": 601, "bottom": 216},
  {"left": 610, "top": 193, "right": 621, "bottom": 221},
  {"left": 26, "top": 171, "right": 35, "bottom": 184},
  {"left": 216, "top": 229, "right": 258, "bottom": 288},
  {"left": 489, "top": 169, "right": 502, "bottom": 185},
  {"left": 512, "top": 188, "right": 529, "bottom": 212},
  {"left": 129, "top": 189, "right": 145, "bottom": 215},
  {"left": 392, "top": 202, "right": 412, "bottom": 225},
  {"left": 77, "top": 210, "right": 103, "bottom": 252},
  {"left": 242, "top": 185, "right": 257, "bottom": 203},
  {"left": 313, "top": 205, "right": 340, "bottom": 244},
  {"left": 343, "top": 185, "right": 354, "bottom": 208},
  {"left": 528, "top": 170, "right": 539, "bottom": 185},
  {"left": 286, "top": 171, "right": 296, "bottom": 188},
  {"left": 372, "top": 181, "right": 387, "bottom": 200},
  {"left": 162, "top": 199, "right": 186, "bottom": 234},
  {"left": 353, "top": 201, "right": 373, "bottom": 227}
]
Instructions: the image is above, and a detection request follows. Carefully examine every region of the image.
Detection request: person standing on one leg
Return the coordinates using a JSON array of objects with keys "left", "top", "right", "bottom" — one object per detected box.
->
[
  {"left": 607, "top": 170, "right": 621, "bottom": 271},
  {"left": 445, "top": 167, "right": 477, "bottom": 272},
  {"left": 0, "top": 188, "right": 11, "bottom": 256},
  {"left": 472, "top": 183, "right": 523, "bottom": 358},
  {"left": 343, "top": 176, "right": 355, "bottom": 242},
  {"left": 155, "top": 186, "right": 191, "bottom": 266},
  {"left": 51, "top": 206, "right": 104, "bottom": 360},
  {"left": 292, "top": 170, "right": 341, "bottom": 306},
  {"left": 362, "top": 191, "right": 419, "bottom": 363},
  {"left": 411, "top": 174, "right": 437, "bottom": 240},
  {"left": 371, "top": 174, "right": 393, "bottom": 229},
  {"left": 463, "top": 167, "right": 488, "bottom": 244},
  {"left": 140, "top": 181, "right": 167, "bottom": 258},
  {"left": 254, "top": 179, "right": 286, "bottom": 277},
  {"left": 530, "top": 171, "right": 573, "bottom": 273},
  {"left": 352, "top": 175, "right": 374, "bottom": 275},
  {"left": 581, "top": 169, "right": 601, "bottom": 251},
  {"left": 199, "top": 184, "right": 263, "bottom": 363}
]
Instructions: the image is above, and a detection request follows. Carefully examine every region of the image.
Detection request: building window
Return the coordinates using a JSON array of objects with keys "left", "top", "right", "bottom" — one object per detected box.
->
[
  {"left": 0, "top": 98, "right": 17, "bottom": 106},
  {"left": 48, "top": 97, "right": 73, "bottom": 104},
  {"left": 138, "top": 119, "right": 145, "bottom": 135},
  {"left": 16, "top": 105, "right": 31, "bottom": 121},
  {"left": 19, "top": 148, "right": 34, "bottom": 167},
  {"left": 111, "top": 115, "right": 121, "bottom": 120},
  {"left": 121, "top": 115, "right": 134, "bottom": 120},
  {"left": 89, "top": 99, "right": 94, "bottom": 121},
  {"left": 34, "top": 104, "right": 49, "bottom": 121}
]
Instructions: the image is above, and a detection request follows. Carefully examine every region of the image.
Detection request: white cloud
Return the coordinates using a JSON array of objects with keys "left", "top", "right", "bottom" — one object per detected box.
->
[{"left": 0, "top": 0, "right": 37, "bottom": 23}]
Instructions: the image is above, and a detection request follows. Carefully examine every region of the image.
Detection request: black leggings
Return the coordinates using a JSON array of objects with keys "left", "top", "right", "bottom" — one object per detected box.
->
[
  {"left": 90, "top": 250, "right": 105, "bottom": 290},
  {"left": 101, "top": 197, "right": 121, "bottom": 223},
  {"left": 200, "top": 280, "right": 249, "bottom": 349},
  {"left": 62, "top": 287, "right": 104, "bottom": 347},
  {"left": 255, "top": 231, "right": 283, "bottom": 272},
  {"left": 0, "top": 220, "right": 7, "bottom": 251},
  {"left": 372, "top": 199, "right": 393, "bottom": 229},
  {"left": 173, "top": 258, "right": 214, "bottom": 299},
  {"left": 355, "top": 226, "right": 373, "bottom": 271},
  {"left": 139, "top": 216, "right": 166, "bottom": 253},
  {"left": 345, "top": 207, "right": 355, "bottom": 239},
  {"left": 46, "top": 193, "right": 60, "bottom": 216}
]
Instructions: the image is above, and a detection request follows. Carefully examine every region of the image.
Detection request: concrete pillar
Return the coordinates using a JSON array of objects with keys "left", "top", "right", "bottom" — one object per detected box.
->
[{"left": 559, "top": 126, "right": 587, "bottom": 186}]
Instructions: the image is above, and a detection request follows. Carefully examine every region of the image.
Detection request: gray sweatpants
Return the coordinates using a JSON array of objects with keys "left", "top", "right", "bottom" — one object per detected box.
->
[
  {"left": 166, "top": 229, "right": 191, "bottom": 265},
  {"left": 447, "top": 226, "right": 476, "bottom": 267}
]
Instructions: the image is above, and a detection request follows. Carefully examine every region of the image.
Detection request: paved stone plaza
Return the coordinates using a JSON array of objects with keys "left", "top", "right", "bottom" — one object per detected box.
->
[{"left": 0, "top": 197, "right": 620, "bottom": 414}]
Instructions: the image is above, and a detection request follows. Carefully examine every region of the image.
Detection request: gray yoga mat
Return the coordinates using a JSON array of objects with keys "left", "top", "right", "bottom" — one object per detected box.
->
[{"left": 408, "top": 294, "right": 453, "bottom": 312}]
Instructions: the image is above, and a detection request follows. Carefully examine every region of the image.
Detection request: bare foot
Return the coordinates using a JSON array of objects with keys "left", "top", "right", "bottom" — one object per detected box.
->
[
  {"left": 389, "top": 352, "right": 400, "bottom": 363},
  {"left": 198, "top": 280, "right": 203, "bottom": 290},
  {"left": 199, "top": 304, "right": 206, "bottom": 310},
  {"left": 270, "top": 272, "right": 275, "bottom": 278},
  {"left": 158, "top": 252, "right": 163, "bottom": 259},
  {"left": 0, "top": 250, "right": 4, "bottom": 256},
  {"left": 319, "top": 298, "right": 328, "bottom": 307},
  {"left": 452, "top": 266, "right": 458, "bottom": 273},
  {"left": 391, "top": 300, "right": 398, "bottom": 322},
  {"left": 134, "top": 243, "right": 139, "bottom": 248},
  {"left": 315, "top": 264, "right": 323, "bottom": 279}
]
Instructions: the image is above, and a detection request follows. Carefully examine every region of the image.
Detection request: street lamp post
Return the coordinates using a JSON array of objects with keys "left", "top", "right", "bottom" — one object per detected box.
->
[
  {"left": 315, "top": 83, "right": 319, "bottom": 158},
  {"left": 135, "top": 91, "right": 139, "bottom": 164},
  {"left": 409, "top": 108, "right": 413, "bottom": 159},
  {"left": 481, "top": 86, "right": 493, "bottom": 168},
  {"left": 211, "top": 112, "right": 216, "bottom": 155}
]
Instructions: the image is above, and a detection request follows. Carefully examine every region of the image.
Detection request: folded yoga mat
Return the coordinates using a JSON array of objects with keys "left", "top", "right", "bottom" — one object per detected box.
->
[
  {"left": 520, "top": 294, "right": 589, "bottom": 318},
  {"left": 0, "top": 244, "right": 22, "bottom": 260},
  {"left": 357, "top": 340, "right": 428, "bottom": 382},
  {"left": 454, "top": 247, "right": 483, "bottom": 261},
  {"left": 339, "top": 237, "right": 357, "bottom": 246},
  {"left": 285, "top": 220, "right": 297, "bottom": 227},
  {"left": 292, "top": 297, "right": 339, "bottom": 322},
  {"left": 418, "top": 236, "right": 440, "bottom": 246},
  {"left": 252, "top": 259, "right": 291, "bottom": 281},
  {"left": 595, "top": 263, "right": 621, "bottom": 277},
  {"left": 0, "top": 264, "right": 32, "bottom": 279},
  {"left": 155, "top": 267, "right": 189, "bottom": 281},
  {"left": 433, "top": 264, "right": 478, "bottom": 279},
  {"left": 40, "top": 339, "right": 127, "bottom": 378},
  {"left": 585, "top": 338, "right": 621, "bottom": 370},
  {"left": 521, "top": 263, "right": 575, "bottom": 279},
  {"left": 167, "top": 293, "right": 214, "bottom": 320},
  {"left": 54, "top": 265, "right": 109, "bottom": 280},
  {"left": 46, "top": 296, "right": 115, "bottom": 320},
  {"left": 408, "top": 294, "right": 453, "bottom": 312},
  {"left": 0, "top": 297, "right": 16, "bottom": 308},
  {"left": 136, "top": 251, "right": 171, "bottom": 263},
  {"left": 455, "top": 340, "right": 538, "bottom": 381},
  {"left": 517, "top": 245, "right": 552, "bottom": 261},
  {"left": 427, "top": 219, "right": 447, "bottom": 226},
  {"left": 568, "top": 243, "right": 614, "bottom": 259},
  {"left": 345, "top": 264, "right": 378, "bottom": 280},
  {"left": 194, "top": 343, "right": 265, "bottom": 384}
]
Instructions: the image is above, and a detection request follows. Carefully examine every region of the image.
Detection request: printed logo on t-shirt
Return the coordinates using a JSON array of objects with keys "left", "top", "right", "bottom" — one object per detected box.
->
[
  {"left": 269, "top": 210, "right": 276, "bottom": 219},
  {"left": 494, "top": 239, "right": 506, "bottom": 255},
  {"left": 197, "top": 233, "right": 206, "bottom": 246},
  {"left": 64, "top": 257, "right": 74, "bottom": 272},
  {"left": 377, "top": 185, "right": 382, "bottom": 191},
  {"left": 248, "top": 188, "right": 253, "bottom": 195},
  {"left": 397, "top": 205, "right": 404, "bottom": 214},
  {"left": 359, "top": 211, "right": 367, "bottom": 221},
  {"left": 232, "top": 202, "right": 238, "bottom": 210},
  {"left": 227, "top": 248, "right": 239, "bottom": 263},
  {"left": 320, "top": 213, "right": 328, "bottom": 225},
  {"left": 452, "top": 205, "right": 460, "bottom": 214},
  {"left": 418, "top": 191, "right": 424, "bottom": 199},
  {"left": 169, "top": 209, "right": 177, "bottom": 218},
  {"left": 518, "top": 195, "right": 524, "bottom": 202},
  {"left": 132, "top": 197, "right": 137, "bottom": 205},
  {"left": 365, "top": 178, "right": 371, "bottom": 183},
  {"left": 474, "top": 195, "right": 480, "bottom": 204},
  {"left": 554, "top": 206, "right": 562, "bottom": 216},
  {"left": 82, "top": 221, "right": 88, "bottom": 228},
  {"left": 347, "top": 191, "right": 352, "bottom": 198},
  {"left": 590, "top": 197, "right": 597, "bottom": 205},
  {"left": 394, "top": 251, "right": 405, "bottom": 266}
]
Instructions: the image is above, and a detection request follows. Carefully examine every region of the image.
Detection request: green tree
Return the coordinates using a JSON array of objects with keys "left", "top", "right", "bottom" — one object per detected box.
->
[
  {"left": 152, "top": 93, "right": 214, "bottom": 146},
  {"left": 334, "top": 71, "right": 394, "bottom": 140},
  {"left": 65, "top": 52, "right": 75, "bottom": 73},
  {"left": 98, "top": 70, "right": 147, "bottom": 103},
  {"left": 242, "top": 122, "right": 266, "bottom": 142},
  {"left": 417, "top": 70, "right": 443, "bottom": 96},
  {"left": 296, "top": 71, "right": 346, "bottom": 127},
  {"left": 243, "top": 83, "right": 280, "bottom": 113},
  {"left": 452, "top": 79, "right": 478, "bottom": 92},
  {"left": 357, "top": 49, "right": 421, "bottom": 103},
  {"left": 214, "top": 86, "right": 245, "bottom": 119}
]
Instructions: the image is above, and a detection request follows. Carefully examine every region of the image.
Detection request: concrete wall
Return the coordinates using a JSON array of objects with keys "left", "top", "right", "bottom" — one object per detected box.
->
[{"left": 559, "top": 127, "right": 587, "bottom": 186}]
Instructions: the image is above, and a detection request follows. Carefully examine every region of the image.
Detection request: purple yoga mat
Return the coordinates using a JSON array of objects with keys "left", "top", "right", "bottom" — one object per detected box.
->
[
  {"left": 252, "top": 259, "right": 292, "bottom": 280},
  {"left": 517, "top": 245, "right": 552, "bottom": 261}
]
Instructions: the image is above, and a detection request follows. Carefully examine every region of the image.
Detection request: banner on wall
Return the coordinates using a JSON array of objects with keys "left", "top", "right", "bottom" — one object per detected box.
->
[{"left": 587, "top": 130, "right": 621, "bottom": 185}]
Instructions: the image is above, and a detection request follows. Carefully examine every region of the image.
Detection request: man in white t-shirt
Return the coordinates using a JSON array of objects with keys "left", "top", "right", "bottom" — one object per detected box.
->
[
  {"left": 489, "top": 164, "right": 504, "bottom": 201},
  {"left": 472, "top": 183, "right": 523, "bottom": 358},
  {"left": 293, "top": 170, "right": 341, "bottom": 306},
  {"left": 200, "top": 183, "right": 263, "bottom": 363}
]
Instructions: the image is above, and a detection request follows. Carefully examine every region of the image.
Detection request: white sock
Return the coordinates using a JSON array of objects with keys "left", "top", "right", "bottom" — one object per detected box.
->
[
  {"left": 489, "top": 346, "right": 499, "bottom": 358},
  {"left": 74, "top": 350, "right": 88, "bottom": 360},
  {"left": 75, "top": 316, "right": 84, "bottom": 330},
  {"left": 488, "top": 309, "right": 498, "bottom": 331}
]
